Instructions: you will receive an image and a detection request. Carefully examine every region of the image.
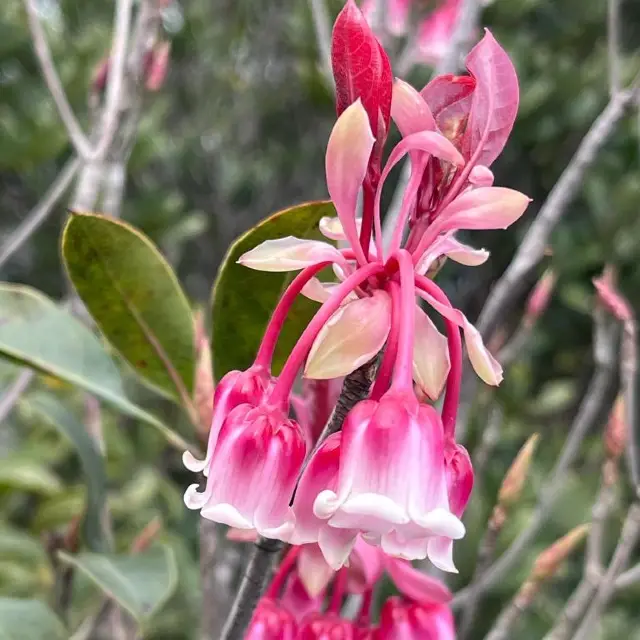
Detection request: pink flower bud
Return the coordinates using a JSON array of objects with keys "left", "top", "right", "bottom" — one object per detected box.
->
[
  {"left": 498, "top": 433, "right": 539, "bottom": 507},
  {"left": 593, "top": 266, "right": 633, "bottom": 323},
  {"left": 332, "top": 0, "right": 392, "bottom": 156},
  {"left": 376, "top": 596, "right": 455, "bottom": 640},
  {"left": 605, "top": 395, "right": 626, "bottom": 462},
  {"left": 524, "top": 269, "right": 556, "bottom": 327},
  {"left": 531, "top": 524, "right": 590, "bottom": 582},
  {"left": 91, "top": 57, "right": 110, "bottom": 95},
  {"left": 184, "top": 403, "right": 305, "bottom": 539},
  {"left": 145, "top": 41, "right": 171, "bottom": 92},
  {"left": 245, "top": 598, "right": 298, "bottom": 640}
]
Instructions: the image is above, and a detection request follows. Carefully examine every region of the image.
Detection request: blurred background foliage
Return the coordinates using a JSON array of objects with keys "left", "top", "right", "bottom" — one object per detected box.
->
[{"left": 1, "top": 0, "right": 640, "bottom": 638}]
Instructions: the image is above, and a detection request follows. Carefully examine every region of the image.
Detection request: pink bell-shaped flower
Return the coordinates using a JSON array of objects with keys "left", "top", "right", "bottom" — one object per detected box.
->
[
  {"left": 314, "top": 391, "right": 464, "bottom": 567},
  {"left": 184, "top": 403, "right": 305, "bottom": 539},
  {"left": 375, "top": 596, "right": 455, "bottom": 640},
  {"left": 290, "top": 433, "right": 360, "bottom": 569},
  {"left": 298, "top": 613, "right": 357, "bottom": 640},
  {"left": 183, "top": 365, "right": 273, "bottom": 475},
  {"left": 245, "top": 598, "right": 298, "bottom": 640}
]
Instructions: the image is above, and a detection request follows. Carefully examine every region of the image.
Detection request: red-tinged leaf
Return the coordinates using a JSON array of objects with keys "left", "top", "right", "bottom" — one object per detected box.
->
[
  {"left": 331, "top": 0, "right": 392, "bottom": 141},
  {"left": 421, "top": 74, "right": 475, "bottom": 136},
  {"left": 461, "top": 30, "right": 519, "bottom": 167}
]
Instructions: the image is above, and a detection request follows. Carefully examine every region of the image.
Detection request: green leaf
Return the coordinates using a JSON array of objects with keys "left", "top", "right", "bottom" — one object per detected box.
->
[
  {"left": 0, "top": 459, "right": 62, "bottom": 496},
  {"left": 24, "top": 393, "right": 108, "bottom": 553},
  {"left": 58, "top": 546, "right": 178, "bottom": 627},
  {"left": 0, "top": 283, "right": 194, "bottom": 453},
  {"left": 62, "top": 212, "right": 196, "bottom": 403},
  {"left": 0, "top": 598, "right": 66, "bottom": 640},
  {"left": 211, "top": 201, "right": 335, "bottom": 378}
]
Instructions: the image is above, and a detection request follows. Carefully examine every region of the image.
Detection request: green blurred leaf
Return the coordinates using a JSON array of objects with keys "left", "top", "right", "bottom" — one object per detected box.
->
[
  {"left": 58, "top": 546, "right": 178, "bottom": 626},
  {"left": 62, "top": 212, "right": 196, "bottom": 403},
  {"left": 0, "top": 598, "right": 66, "bottom": 640},
  {"left": 0, "top": 458, "right": 62, "bottom": 496},
  {"left": 24, "top": 393, "right": 108, "bottom": 552},
  {"left": 211, "top": 201, "right": 335, "bottom": 378},
  {"left": 0, "top": 284, "right": 194, "bottom": 453}
]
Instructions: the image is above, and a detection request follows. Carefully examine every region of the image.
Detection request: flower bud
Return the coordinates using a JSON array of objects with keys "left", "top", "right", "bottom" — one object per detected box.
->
[
  {"left": 605, "top": 395, "right": 626, "bottom": 462},
  {"left": 524, "top": 269, "right": 556, "bottom": 328},
  {"left": 498, "top": 433, "right": 539, "bottom": 508},
  {"left": 531, "top": 523, "right": 590, "bottom": 582},
  {"left": 193, "top": 309, "right": 214, "bottom": 439}
]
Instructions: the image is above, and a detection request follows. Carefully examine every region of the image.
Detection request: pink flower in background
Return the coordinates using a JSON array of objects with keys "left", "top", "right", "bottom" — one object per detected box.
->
[
  {"left": 362, "top": 0, "right": 462, "bottom": 66},
  {"left": 375, "top": 596, "right": 455, "bottom": 639}
]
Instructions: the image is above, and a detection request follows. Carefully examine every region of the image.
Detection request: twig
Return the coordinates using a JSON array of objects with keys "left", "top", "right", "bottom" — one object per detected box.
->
[
  {"left": 498, "top": 324, "right": 534, "bottom": 368},
  {"left": 452, "top": 313, "right": 618, "bottom": 609},
  {"left": 22, "top": 0, "right": 92, "bottom": 158},
  {"left": 459, "top": 500, "right": 507, "bottom": 639},
  {"left": 614, "top": 561, "right": 640, "bottom": 590},
  {"left": 608, "top": 0, "right": 622, "bottom": 96},
  {"left": 218, "top": 538, "right": 284, "bottom": 640},
  {"left": 308, "top": 0, "right": 333, "bottom": 84},
  {"left": 92, "top": 0, "right": 135, "bottom": 161},
  {"left": 0, "top": 370, "right": 35, "bottom": 424},
  {"left": 477, "top": 86, "right": 638, "bottom": 342},
  {"left": 544, "top": 469, "right": 617, "bottom": 640},
  {"left": 0, "top": 157, "right": 80, "bottom": 271},
  {"left": 484, "top": 581, "right": 537, "bottom": 640},
  {"left": 620, "top": 316, "right": 639, "bottom": 493},
  {"left": 572, "top": 503, "right": 640, "bottom": 640}
]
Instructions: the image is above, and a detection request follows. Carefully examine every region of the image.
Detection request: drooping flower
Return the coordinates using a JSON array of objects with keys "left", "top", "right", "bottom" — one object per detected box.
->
[
  {"left": 183, "top": 365, "right": 273, "bottom": 475},
  {"left": 375, "top": 596, "right": 455, "bottom": 640},
  {"left": 313, "top": 391, "right": 465, "bottom": 568},
  {"left": 245, "top": 598, "right": 298, "bottom": 640},
  {"left": 184, "top": 404, "right": 305, "bottom": 539}
]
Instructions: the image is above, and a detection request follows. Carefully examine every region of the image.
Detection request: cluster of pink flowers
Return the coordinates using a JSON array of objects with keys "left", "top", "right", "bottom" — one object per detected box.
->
[
  {"left": 244, "top": 538, "right": 455, "bottom": 638},
  {"left": 184, "top": 0, "right": 527, "bottom": 632}
]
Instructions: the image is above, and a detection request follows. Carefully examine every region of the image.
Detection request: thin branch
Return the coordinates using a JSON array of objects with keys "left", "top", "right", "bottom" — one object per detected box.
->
[
  {"left": 621, "top": 316, "right": 639, "bottom": 493},
  {"left": 572, "top": 503, "right": 640, "bottom": 640},
  {"left": 92, "top": 0, "right": 135, "bottom": 161},
  {"left": 0, "top": 157, "right": 80, "bottom": 271},
  {"left": 452, "top": 314, "right": 618, "bottom": 609},
  {"left": 0, "top": 370, "right": 34, "bottom": 424},
  {"left": 614, "top": 560, "right": 640, "bottom": 590},
  {"left": 459, "top": 500, "right": 507, "bottom": 639},
  {"left": 544, "top": 468, "right": 617, "bottom": 640},
  {"left": 608, "top": 0, "right": 622, "bottom": 96},
  {"left": 22, "top": 0, "right": 92, "bottom": 158},
  {"left": 484, "top": 581, "right": 536, "bottom": 640},
  {"left": 218, "top": 538, "right": 284, "bottom": 640},
  {"left": 308, "top": 0, "right": 333, "bottom": 85},
  {"left": 477, "top": 86, "right": 638, "bottom": 342}
]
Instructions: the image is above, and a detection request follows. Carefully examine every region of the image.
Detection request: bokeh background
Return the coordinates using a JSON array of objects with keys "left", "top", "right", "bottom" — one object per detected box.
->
[{"left": 2, "top": 0, "right": 640, "bottom": 638}]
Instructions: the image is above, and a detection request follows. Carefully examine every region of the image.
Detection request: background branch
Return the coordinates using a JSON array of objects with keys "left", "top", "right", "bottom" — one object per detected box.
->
[{"left": 453, "top": 312, "right": 618, "bottom": 608}]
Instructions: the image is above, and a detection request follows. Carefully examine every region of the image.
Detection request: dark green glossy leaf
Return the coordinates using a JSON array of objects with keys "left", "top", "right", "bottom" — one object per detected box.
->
[
  {"left": 62, "top": 211, "right": 196, "bottom": 403},
  {"left": 211, "top": 201, "right": 336, "bottom": 378}
]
